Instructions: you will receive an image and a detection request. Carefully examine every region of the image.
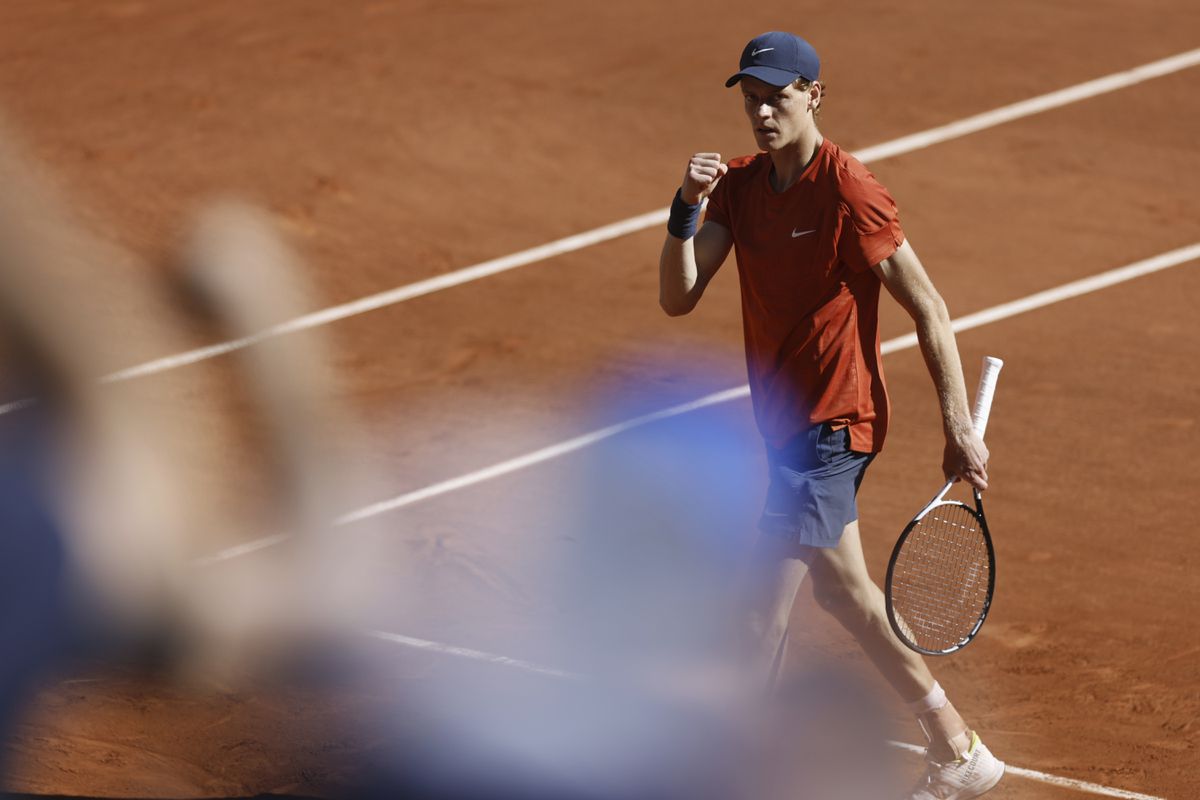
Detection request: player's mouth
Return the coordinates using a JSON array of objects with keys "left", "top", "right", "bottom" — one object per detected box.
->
[{"left": 756, "top": 127, "right": 777, "bottom": 137}]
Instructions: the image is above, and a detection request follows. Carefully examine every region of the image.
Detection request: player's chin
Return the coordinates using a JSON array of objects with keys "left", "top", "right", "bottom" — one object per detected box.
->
[{"left": 753, "top": 129, "right": 782, "bottom": 150}]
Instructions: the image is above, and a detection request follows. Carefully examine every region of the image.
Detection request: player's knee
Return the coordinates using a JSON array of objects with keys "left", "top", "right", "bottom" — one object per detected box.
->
[
  {"left": 812, "top": 581, "right": 844, "bottom": 614},
  {"left": 744, "top": 607, "right": 786, "bottom": 648}
]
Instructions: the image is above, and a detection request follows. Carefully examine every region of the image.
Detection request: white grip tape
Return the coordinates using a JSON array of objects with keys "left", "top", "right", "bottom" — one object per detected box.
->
[{"left": 971, "top": 356, "right": 1003, "bottom": 439}]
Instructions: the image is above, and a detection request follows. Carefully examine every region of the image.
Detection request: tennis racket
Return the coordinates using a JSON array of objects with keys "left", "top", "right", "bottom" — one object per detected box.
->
[{"left": 885, "top": 356, "right": 1003, "bottom": 656}]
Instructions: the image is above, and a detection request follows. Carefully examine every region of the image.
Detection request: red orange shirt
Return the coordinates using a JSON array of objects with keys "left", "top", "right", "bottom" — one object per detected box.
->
[{"left": 704, "top": 138, "right": 904, "bottom": 452}]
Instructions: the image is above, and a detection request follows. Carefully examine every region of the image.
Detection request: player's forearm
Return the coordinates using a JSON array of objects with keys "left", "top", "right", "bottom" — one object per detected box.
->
[
  {"left": 913, "top": 297, "right": 973, "bottom": 437},
  {"left": 658, "top": 234, "right": 701, "bottom": 316},
  {"left": 660, "top": 153, "right": 730, "bottom": 316}
]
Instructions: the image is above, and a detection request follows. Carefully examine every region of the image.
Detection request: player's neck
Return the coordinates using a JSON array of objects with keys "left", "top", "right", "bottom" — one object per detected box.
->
[{"left": 768, "top": 126, "right": 823, "bottom": 193}]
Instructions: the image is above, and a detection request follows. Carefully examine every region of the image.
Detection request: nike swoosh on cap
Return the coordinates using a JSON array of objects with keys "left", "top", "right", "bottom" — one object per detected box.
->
[{"left": 751, "top": 47, "right": 775, "bottom": 56}]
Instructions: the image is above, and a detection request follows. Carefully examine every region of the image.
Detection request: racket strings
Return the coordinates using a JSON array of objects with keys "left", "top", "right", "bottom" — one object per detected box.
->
[{"left": 891, "top": 502, "right": 990, "bottom": 652}]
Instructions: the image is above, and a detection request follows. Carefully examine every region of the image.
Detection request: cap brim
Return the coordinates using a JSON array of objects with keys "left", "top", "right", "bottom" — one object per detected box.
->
[{"left": 724, "top": 65, "right": 804, "bottom": 88}]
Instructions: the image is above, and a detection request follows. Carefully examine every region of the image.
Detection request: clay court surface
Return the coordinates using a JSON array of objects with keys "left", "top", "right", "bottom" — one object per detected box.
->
[{"left": 1, "top": 1, "right": 1198, "bottom": 798}]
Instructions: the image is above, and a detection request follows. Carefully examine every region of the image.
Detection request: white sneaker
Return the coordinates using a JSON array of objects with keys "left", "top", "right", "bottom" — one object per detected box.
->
[{"left": 908, "top": 732, "right": 1005, "bottom": 800}]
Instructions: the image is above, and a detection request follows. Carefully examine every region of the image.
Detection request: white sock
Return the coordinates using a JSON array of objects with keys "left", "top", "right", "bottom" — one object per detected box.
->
[{"left": 907, "top": 681, "right": 948, "bottom": 716}]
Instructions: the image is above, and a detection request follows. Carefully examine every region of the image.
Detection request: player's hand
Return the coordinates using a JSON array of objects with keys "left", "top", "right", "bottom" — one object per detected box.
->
[
  {"left": 942, "top": 428, "right": 989, "bottom": 491},
  {"left": 680, "top": 153, "right": 728, "bottom": 205}
]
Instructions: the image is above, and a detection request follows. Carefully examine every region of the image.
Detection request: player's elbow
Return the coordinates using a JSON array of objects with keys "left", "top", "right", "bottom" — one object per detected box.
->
[
  {"left": 910, "top": 289, "right": 950, "bottom": 328},
  {"left": 659, "top": 293, "right": 695, "bottom": 317},
  {"left": 659, "top": 298, "right": 688, "bottom": 317},
  {"left": 927, "top": 293, "right": 951, "bottom": 325}
]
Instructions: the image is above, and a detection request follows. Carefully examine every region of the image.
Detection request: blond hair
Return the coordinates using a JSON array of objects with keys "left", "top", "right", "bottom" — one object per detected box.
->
[{"left": 793, "top": 78, "right": 826, "bottom": 117}]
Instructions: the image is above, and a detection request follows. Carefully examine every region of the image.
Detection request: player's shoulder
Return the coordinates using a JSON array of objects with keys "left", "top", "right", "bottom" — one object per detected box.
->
[
  {"left": 727, "top": 152, "right": 767, "bottom": 170},
  {"left": 723, "top": 152, "right": 770, "bottom": 181},
  {"left": 822, "top": 140, "right": 898, "bottom": 224},
  {"left": 823, "top": 140, "right": 888, "bottom": 197},
  {"left": 708, "top": 153, "right": 768, "bottom": 208}
]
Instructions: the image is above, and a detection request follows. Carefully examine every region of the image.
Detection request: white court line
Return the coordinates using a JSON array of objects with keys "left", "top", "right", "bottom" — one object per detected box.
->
[
  {"left": 0, "top": 46, "right": 1191, "bottom": 417},
  {"left": 199, "top": 241, "right": 1200, "bottom": 564},
  {"left": 365, "top": 628, "right": 1168, "bottom": 800},
  {"left": 877, "top": 242, "right": 1200, "bottom": 353},
  {"left": 366, "top": 630, "right": 575, "bottom": 679},
  {"left": 192, "top": 386, "right": 752, "bottom": 564},
  {"left": 888, "top": 741, "right": 1166, "bottom": 800},
  {"left": 851, "top": 47, "right": 1200, "bottom": 163}
]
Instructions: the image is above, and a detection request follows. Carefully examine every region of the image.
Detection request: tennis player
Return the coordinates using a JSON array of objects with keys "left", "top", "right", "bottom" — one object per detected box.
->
[{"left": 658, "top": 32, "right": 1004, "bottom": 799}]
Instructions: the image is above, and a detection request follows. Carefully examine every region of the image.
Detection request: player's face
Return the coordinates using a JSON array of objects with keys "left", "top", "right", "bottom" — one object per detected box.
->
[{"left": 740, "top": 77, "right": 814, "bottom": 151}]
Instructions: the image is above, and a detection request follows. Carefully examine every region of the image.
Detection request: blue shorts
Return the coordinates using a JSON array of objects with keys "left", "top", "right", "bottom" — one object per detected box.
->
[{"left": 758, "top": 423, "right": 874, "bottom": 548}]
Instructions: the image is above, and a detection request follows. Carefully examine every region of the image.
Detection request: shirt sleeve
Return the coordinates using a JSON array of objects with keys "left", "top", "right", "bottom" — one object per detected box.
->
[{"left": 836, "top": 166, "right": 905, "bottom": 272}]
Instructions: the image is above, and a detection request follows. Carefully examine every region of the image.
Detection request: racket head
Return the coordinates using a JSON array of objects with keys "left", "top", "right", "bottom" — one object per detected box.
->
[{"left": 885, "top": 490, "right": 995, "bottom": 656}]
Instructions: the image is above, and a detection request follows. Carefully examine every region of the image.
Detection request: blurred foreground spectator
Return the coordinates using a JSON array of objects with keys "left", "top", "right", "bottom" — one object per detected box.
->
[{"left": 0, "top": 118, "right": 375, "bottom": 782}]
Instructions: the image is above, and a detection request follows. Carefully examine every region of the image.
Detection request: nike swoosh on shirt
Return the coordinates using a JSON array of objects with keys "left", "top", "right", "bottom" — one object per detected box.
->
[
  {"left": 751, "top": 47, "right": 775, "bottom": 56},
  {"left": 791, "top": 228, "right": 816, "bottom": 238}
]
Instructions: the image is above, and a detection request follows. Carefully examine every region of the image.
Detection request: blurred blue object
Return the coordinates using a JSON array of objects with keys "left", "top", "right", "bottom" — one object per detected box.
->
[{"left": 0, "top": 406, "right": 74, "bottom": 759}]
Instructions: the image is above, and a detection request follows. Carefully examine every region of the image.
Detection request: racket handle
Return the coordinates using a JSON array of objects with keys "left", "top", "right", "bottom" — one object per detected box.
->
[{"left": 971, "top": 356, "right": 1004, "bottom": 439}]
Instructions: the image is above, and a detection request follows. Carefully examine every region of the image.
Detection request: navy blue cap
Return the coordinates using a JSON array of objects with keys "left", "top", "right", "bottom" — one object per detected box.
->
[{"left": 725, "top": 31, "right": 820, "bottom": 88}]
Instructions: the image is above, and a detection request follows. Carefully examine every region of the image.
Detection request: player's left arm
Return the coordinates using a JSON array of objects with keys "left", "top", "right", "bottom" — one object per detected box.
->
[{"left": 871, "top": 239, "right": 989, "bottom": 489}]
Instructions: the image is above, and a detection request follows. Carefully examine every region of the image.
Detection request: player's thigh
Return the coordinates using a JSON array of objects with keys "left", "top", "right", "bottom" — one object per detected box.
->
[
  {"left": 741, "top": 531, "right": 810, "bottom": 621},
  {"left": 798, "top": 520, "right": 878, "bottom": 596}
]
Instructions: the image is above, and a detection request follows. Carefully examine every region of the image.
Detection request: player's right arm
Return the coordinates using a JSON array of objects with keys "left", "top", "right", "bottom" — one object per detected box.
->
[{"left": 658, "top": 153, "right": 733, "bottom": 316}]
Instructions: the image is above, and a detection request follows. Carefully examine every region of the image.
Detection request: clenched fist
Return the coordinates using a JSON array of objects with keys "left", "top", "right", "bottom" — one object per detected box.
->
[{"left": 681, "top": 153, "right": 728, "bottom": 205}]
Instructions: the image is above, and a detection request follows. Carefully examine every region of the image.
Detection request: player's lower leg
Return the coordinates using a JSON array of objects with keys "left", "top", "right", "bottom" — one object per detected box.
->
[
  {"left": 908, "top": 681, "right": 972, "bottom": 762},
  {"left": 738, "top": 536, "right": 808, "bottom": 689},
  {"left": 800, "top": 522, "right": 974, "bottom": 761}
]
